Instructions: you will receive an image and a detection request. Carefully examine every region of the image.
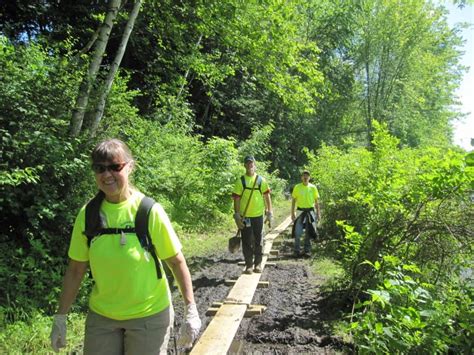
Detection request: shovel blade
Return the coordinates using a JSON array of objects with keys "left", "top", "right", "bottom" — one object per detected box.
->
[{"left": 228, "top": 233, "right": 241, "bottom": 253}]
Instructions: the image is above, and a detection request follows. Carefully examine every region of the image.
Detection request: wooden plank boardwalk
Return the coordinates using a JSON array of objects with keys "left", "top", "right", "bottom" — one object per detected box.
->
[{"left": 190, "top": 216, "right": 292, "bottom": 355}]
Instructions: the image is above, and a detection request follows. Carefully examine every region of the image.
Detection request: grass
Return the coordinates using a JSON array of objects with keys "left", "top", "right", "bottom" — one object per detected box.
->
[
  {"left": 310, "top": 256, "right": 344, "bottom": 282},
  {"left": 0, "top": 312, "right": 85, "bottom": 355}
]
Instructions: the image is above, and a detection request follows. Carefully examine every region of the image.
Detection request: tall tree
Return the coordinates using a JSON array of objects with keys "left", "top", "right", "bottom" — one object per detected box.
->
[
  {"left": 351, "top": 0, "right": 464, "bottom": 146},
  {"left": 90, "top": 0, "right": 142, "bottom": 137},
  {"left": 69, "top": 0, "right": 121, "bottom": 136}
]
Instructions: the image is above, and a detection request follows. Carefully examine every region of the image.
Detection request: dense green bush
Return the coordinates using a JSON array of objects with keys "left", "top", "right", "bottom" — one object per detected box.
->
[
  {"left": 0, "top": 37, "right": 92, "bottom": 322},
  {"left": 350, "top": 257, "right": 473, "bottom": 353},
  {"left": 307, "top": 122, "right": 473, "bottom": 352},
  {"left": 309, "top": 122, "right": 472, "bottom": 287}
]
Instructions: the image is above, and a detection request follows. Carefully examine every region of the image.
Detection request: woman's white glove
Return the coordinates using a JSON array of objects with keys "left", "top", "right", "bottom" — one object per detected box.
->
[
  {"left": 50, "top": 314, "right": 67, "bottom": 353},
  {"left": 179, "top": 303, "right": 202, "bottom": 349}
]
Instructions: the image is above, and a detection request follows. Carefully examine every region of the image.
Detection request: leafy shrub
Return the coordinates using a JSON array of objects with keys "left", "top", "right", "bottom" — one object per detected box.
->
[
  {"left": 307, "top": 122, "right": 473, "bottom": 352},
  {"left": 350, "top": 257, "right": 473, "bottom": 354},
  {"left": 308, "top": 122, "right": 472, "bottom": 288},
  {"left": 0, "top": 37, "right": 93, "bottom": 321}
]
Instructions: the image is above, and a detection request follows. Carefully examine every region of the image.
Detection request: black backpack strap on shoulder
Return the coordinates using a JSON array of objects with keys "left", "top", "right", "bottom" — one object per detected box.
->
[
  {"left": 84, "top": 191, "right": 106, "bottom": 247},
  {"left": 241, "top": 175, "right": 263, "bottom": 193},
  {"left": 136, "top": 196, "right": 162, "bottom": 279}
]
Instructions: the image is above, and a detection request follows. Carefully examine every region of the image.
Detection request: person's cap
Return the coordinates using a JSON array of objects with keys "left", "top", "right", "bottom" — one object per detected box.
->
[
  {"left": 244, "top": 155, "right": 255, "bottom": 163},
  {"left": 302, "top": 170, "right": 311, "bottom": 175}
]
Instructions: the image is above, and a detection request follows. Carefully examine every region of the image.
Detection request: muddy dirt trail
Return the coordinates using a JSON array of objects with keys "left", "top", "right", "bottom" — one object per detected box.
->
[{"left": 171, "top": 228, "right": 349, "bottom": 354}]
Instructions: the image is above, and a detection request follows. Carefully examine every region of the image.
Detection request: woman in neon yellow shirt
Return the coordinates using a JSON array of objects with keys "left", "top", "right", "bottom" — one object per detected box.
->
[{"left": 50, "top": 139, "right": 201, "bottom": 354}]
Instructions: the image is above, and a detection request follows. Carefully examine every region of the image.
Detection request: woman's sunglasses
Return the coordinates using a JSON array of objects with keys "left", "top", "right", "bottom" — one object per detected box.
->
[{"left": 92, "top": 162, "right": 128, "bottom": 174}]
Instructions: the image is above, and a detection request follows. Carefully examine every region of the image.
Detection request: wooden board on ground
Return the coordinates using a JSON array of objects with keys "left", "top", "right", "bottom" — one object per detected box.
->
[
  {"left": 190, "top": 216, "right": 292, "bottom": 355},
  {"left": 191, "top": 304, "right": 247, "bottom": 354}
]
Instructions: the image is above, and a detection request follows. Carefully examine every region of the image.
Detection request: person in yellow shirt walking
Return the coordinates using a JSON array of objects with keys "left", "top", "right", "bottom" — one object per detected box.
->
[
  {"left": 50, "top": 139, "right": 201, "bottom": 354},
  {"left": 232, "top": 156, "right": 273, "bottom": 274},
  {"left": 291, "top": 170, "right": 321, "bottom": 258}
]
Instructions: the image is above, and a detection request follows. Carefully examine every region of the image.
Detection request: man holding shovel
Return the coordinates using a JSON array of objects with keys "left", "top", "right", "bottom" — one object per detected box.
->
[{"left": 232, "top": 156, "right": 273, "bottom": 274}]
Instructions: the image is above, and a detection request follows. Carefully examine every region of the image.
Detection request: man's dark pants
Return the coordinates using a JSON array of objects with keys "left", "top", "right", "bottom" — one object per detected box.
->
[{"left": 241, "top": 216, "right": 264, "bottom": 268}]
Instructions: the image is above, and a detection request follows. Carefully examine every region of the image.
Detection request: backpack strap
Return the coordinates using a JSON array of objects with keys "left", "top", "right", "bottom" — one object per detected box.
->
[
  {"left": 84, "top": 191, "right": 106, "bottom": 247},
  {"left": 241, "top": 175, "right": 263, "bottom": 193},
  {"left": 84, "top": 192, "right": 162, "bottom": 279},
  {"left": 135, "top": 196, "right": 163, "bottom": 279}
]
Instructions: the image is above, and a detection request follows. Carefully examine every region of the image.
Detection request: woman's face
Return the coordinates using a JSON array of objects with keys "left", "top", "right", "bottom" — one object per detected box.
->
[{"left": 93, "top": 153, "right": 132, "bottom": 203}]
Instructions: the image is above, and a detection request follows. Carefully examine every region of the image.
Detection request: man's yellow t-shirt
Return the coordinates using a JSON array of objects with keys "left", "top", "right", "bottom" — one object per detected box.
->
[
  {"left": 292, "top": 182, "right": 319, "bottom": 209},
  {"left": 68, "top": 190, "right": 181, "bottom": 320},
  {"left": 232, "top": 174, "right": 270, "bottom": 217}
]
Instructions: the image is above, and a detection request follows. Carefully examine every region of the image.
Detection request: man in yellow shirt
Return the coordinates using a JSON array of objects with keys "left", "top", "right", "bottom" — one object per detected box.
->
[
  {"left": 291, "top": 170, "right": 321, "bottom": 257},
  {"left": 232, "top": 156, "right": 273, "bottom": 274}
]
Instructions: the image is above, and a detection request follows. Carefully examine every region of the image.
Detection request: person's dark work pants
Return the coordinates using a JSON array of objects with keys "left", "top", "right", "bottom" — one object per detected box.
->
[{"left": 241, "top": 216, "right": 264, "bottom": 268}]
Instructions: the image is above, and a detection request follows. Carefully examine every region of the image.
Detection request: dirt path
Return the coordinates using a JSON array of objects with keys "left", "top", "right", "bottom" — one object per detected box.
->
[{"left": 172, "top": 229, "right": 349, "bottom": 354}]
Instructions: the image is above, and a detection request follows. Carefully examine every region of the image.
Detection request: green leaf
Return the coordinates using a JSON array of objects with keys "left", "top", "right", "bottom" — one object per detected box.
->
[{"left": 375, "top": 322, "right": 383, "bottom": 334}]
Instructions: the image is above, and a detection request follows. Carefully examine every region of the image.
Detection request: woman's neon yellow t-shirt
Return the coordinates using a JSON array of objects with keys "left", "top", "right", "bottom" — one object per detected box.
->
[
  {"left": 292, "top": 182, "right": 319, "bottom": 209},
  {"left": 68, "top": 191, "right": 182, "bottom": 320},
  {"left": 232, "top": 175, "right": 270, "bottom": 217}
]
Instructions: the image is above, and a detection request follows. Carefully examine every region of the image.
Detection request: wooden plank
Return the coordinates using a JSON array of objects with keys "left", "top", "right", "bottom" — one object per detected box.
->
[
  {"left": 228, "top": 339, "right": 243, "bottom": 354},
  {"left": 224, "top": 280, "right": 269, "bottom": 288},
  {"left": 190, "top": 216, "right": 293, "bottom": 355},
  {"left": 225, "top": 272, "right": 263, "bottom": 304},
  {"left": 206, "top": 304, "right": 267, "bottom": 317},
  {"left": 239, "top": 259, "right": 277, "bottom": 265},
  {"left": 245, "top": 305, "right": 267, "bottom": 317},
  {"left": 191, "top": 304, "right": 247, "bottom": 354}
]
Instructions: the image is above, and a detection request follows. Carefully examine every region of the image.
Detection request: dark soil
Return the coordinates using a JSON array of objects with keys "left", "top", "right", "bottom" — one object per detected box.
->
[{"left": 171, "top": 230, "right": 351, "bottom": 354}]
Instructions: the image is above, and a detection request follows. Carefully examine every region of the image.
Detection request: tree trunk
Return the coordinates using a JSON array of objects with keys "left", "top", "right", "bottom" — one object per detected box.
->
[
  {"left": 90, "top": 0, "right": 142, "bottom": 137},
  {"left": 365, "top": 59, "right": 373, "bottom": 146},
  {"left": 69, "top": 0, "right": 121, "bottom": 137}
]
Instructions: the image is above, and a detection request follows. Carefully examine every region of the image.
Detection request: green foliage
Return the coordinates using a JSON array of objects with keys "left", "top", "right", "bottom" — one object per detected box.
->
[
  {"left": 121, "top": 119, "right": 237, "bottom": 228},
  {"left": 350, "top": 0, "right": 464, "bottom": 147},
  {"left": 120, "top": 120, "right": 284, "bottom": 229},
  {"left": 0, "top": 37, "right": 92, "bottom": 321},
  {"left": 350, "top": 258, "right": 473, "bottom": 354},
  {"left": 309, "top": 122, "right": 472, "bottom": 286},
  {"left": 309, "top": 123, "right": 473, "bottom": 352}
]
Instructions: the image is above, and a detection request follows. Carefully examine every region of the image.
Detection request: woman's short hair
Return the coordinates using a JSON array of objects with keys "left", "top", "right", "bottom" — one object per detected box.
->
[{"left": 91, "top": 139, "right": 133, "bottom": 163}]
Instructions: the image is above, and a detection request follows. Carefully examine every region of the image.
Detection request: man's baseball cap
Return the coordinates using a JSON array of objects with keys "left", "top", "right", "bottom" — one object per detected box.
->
[
  {"left": 244, "top": 155, "right": 255, "bottom": 163},
  {"left": 302, "top": 170, "right": 311, "bottom": 175}
]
